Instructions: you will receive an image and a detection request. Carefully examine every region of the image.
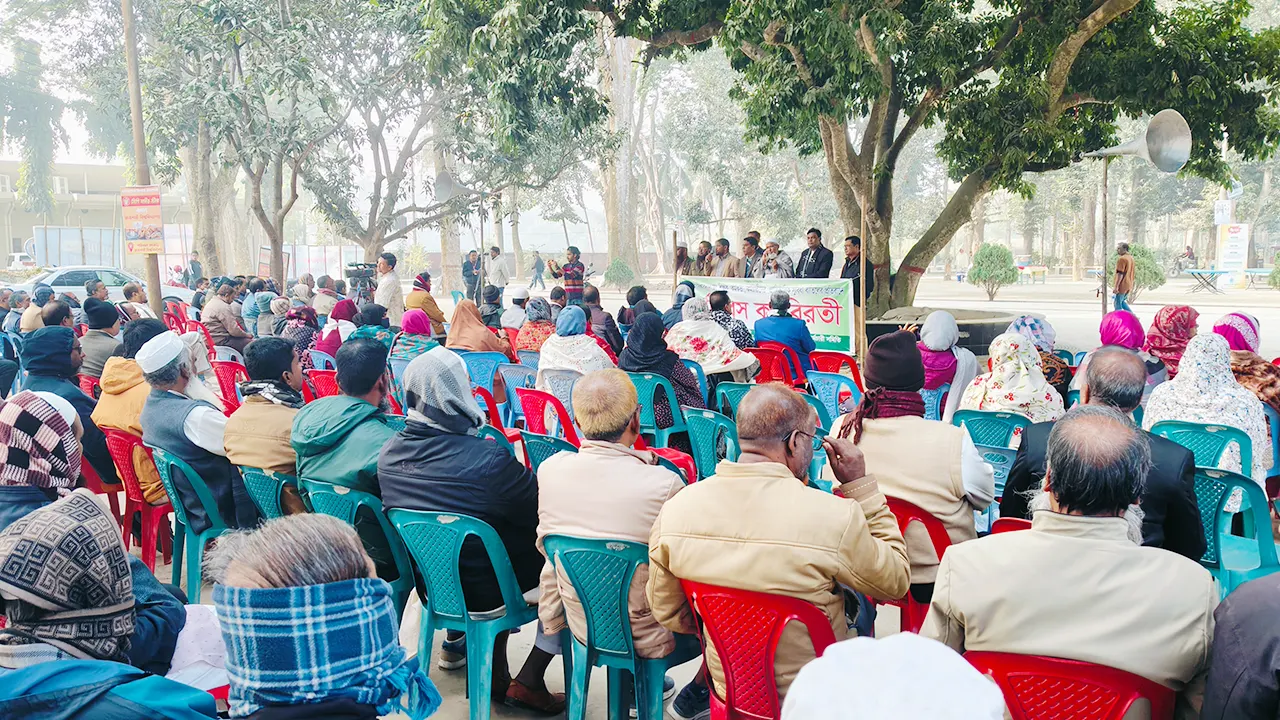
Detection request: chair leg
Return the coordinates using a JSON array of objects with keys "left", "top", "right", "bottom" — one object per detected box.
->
[
  {"left": 171, "top": 525, "right": 186, "bottom": 587},
  {"left": 641, "top": 659, "right": 667, "bottom": 720},
  {"left": 467, "top": 625, "right": 494, "bottom": 720},
  {"left": 121, "top": 500, "right": 137, "bottom": 551},
  {"left": 187, "top": 534, "right": 205, "bottom": 604},
  {"left": 159, "top": 516, "right": 172, "bottom": 565},
  {"left": 606, "top": 667, "right": 627, "bottom": 720},
  {"left": 417, "top": 609, "right": 435, "bottom": 677},
  {"left": 140, "top": 509, "right": 157, "bottom": 574},
  {"left": 107, "top": 492, "right": 122, "bottom": 527},
  {"left": 566, "top": 638, "right": 590, "bottom": 720}
]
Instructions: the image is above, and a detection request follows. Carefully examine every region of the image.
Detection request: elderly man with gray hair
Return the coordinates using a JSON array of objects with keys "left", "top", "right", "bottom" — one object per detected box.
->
[
  {"left": 138, "top": 330, "right": 259, "bottom": 533},
  {"left": 752, "top": 289, "right": 817, "bottom": 376},
  {"left": 922, "top": 405, "right": 1218, "bottom": 716}
]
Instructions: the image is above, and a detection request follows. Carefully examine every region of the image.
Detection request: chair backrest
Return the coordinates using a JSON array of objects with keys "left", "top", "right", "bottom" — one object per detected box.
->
[
  {"left": 309, "top": 349, "right": 337, "bottom": 371},
  {"left": 103, "top": 429, "right": 154, "bottom": 505},
  {"left": 1074, "top": 351, "right": 1089, "bottom": 365},
  {"left": 78, "top": 374, "right": 101, "bottom": 400},
  {"left": 1151, "top": 420, "right": 1254, "bottom": 475},
  {"left": 683, "top": 408, "right": 741, "bottom": 480},
  {"left": 387, "top": 508, "right": 531, "bottom": 622},
  {"left": 165, "top": 301, "right": 190, "bottom": 324},
  {"left": 521, "top": 430, "right": 579, "bottom": 473},
  {"left": 681, "top": 580, "right": 837, "bottom": 720},
  {"left": 800, "top": 393, "right": 832, "bottom": 431},
  {"left": 952, "top": 410, "right": 1031, "bottom": 449},
  {"left": 1, "top": 332, "right": 21, "bottom": 363},
  {"left": 885, "top": 496, "right": 953, "bottom": 564},
  {"left": 388, "top": 357, "right": 411, "bottom": 389},
  {"left": 450, "top": 290, "right": 464, "bottom": 305},
  {"left": 210, "top": 361, "right": 248, "bottom": 413},
  {"left": 462, "top": 351, "right": 507, "bottom": 393},
  {"left": 163, "top": 313, "right": 185, "bottom": 334},
  {"left": 212, "top": 345, "right": 244, "bottom": 364},
  {"left": 1066, "top": 389, "right": 1080, "bottom": 409},
  {"left": 516, "top": 388, "right": 579, "bottom": 445},
  {"left": 1194, "top": 467, "right": 1276, "bottom": 569},
  {"left": 1264, "top": 403, "right": 1280, "bottom": 480},
  {"left": 186, "top": 320, "right": 215, "bottom": 357},
  {"left": 299, "top": 477, "right": 413, "bottom": 582},
  {"left": 472, "top": 386, "right": 505, "bottom": 429},
  {"left": 1053, "top": 349, "right": 1076, "bottom": 365},
  {"left": 714, "top": 382, "right": 756, "bottom": 419},
  {"left": 744, "top": 347, "right": 795, "bottom": 386},
  {"left": 540, "top": 368, "right": 581, "bottom": 421},
  {"left": 758, "top": 341, "right": 807, "bottom": 385},
  {"left": 543, "top": 535, "right": 649, "bottom": 660},
  {"left": 147, "top": 445, "right": 230, "bottom": 533},
  {"left": 680, "top": 358, "right": 709, "bottom": 405},
  {"left": 505, "top": 327, "right": 520, "bottom": 347},
  {"left": 652, "top": 447, "right": 697, "bottom": 485},
  {"left": 808, "top": 350, "right": 864, "bottom": 390},
  {"left": 477, "top": 425, "right": 517, "bottom": 456},
  {"left": 975, "top": 444, "right": 1017, "bottom": 497},
  {"left": 990, "top": 518, "right": 1032, "bottom": 534},
  {"left": 239, "top": 467, "right": 296, "bottom": 520},
  {"left": 308, "top": 369, "right": 341, "bottom": 398},
  {"left": 965, "top": 651, "right": 1176, "bottom": 720},
  {"left": 919, "top": 383, "right": 951, "bottom": 421},
  {"left": 497, "top": 363, "right": 537, "bottom": 420},
  {"left": 626, "top": 372, "right": 684, "bottom": 432},
  {"left": 807, "top": 371, "right": 862, "bottom": 424},
  {"left": 516, "top": 350, "right": 540, "bottom": 370}
]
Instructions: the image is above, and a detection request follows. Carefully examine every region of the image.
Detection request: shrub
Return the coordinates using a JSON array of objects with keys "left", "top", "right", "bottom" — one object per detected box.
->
[
  {"left": 1105, "top": 244, "right": 1164, "bottom": 301},
  {"left": 967, "top": 243, "right": 1019, "bottom": 300},
  {"left": 1269, "top": 253, "right": 1280, "bottom": 290},
  {"left": 602, "top": 257, "right": 637, "bottom": 291}
]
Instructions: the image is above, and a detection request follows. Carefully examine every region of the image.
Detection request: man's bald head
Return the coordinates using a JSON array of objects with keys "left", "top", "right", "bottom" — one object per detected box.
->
[
  {"left": 1084, "top": 345, "right": 1147, "bottom": 412},
  {"left": 1046, "top": 405, "right": 1150, "bottom": 516},
  {"left": 737, "top": 383, "right": 815, "bottom": 441},
  {"left": 573, "top": 369, "right": 639, "bottom": 443}
]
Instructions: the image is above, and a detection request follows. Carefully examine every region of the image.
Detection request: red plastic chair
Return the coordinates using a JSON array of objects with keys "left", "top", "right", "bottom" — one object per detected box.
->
[
  {"left": 809, "top": 350, "right": 864, "bottom": 391},
  {"left": 164, "top": 301, "right": 190, "bottom": 325},
  {"left": 386, "top": 392, "right": 404, "bottom": 415},
  {"left": 186, "top": 320, "right": 216, "bottom": 359},
  {"left": 758, "top": 341, "right": 807, "bottom": 387},
  {"left": 965, "top": 652, "right": 1176, "bottom": 720},
  {"left": 515, "top": 387, "right": 579, "bottom": 447},
  {"left": 74, "top": 323, "right": 88, "bottom": 338},
  {"left": 103, "top": 429, "right": 173, "bottom": 573},
  {"left": 474, "top": 386, "right": 522, "bottom": 444},
  {"left": 505, "top": 327, "right": 520, "bottom": 348},
  {"left": 308, "top": 369, "right": 341, "bottom": 398},
  {"left": 78, "top": 374, "right": 101, "bottom": 399},
  {"left": 210, "top": 361, "right": 248, "bottom": 416},
  {"left": 882, "top": 497, "right": 953, "bottom": 633},
  {"left": 681, "top": 580, "right": 837, "bottom": 720},
  {"left": 301, "top": 379, "right": 316, "bottom": 403},
  {"left": 80, "top": 459, "right": 122, "bottom": 528},
  {"left": 652, "top": 447, "right": 697, "bottom": 485},
  {"left": 163, "top": 312, "right": 185, "bottom": 334},
  {"left": 991, "top": 517, "right": 1033, "bottom": 534},
  {"left": 744, "top": 347, "right": 797, "bottom": 387}
]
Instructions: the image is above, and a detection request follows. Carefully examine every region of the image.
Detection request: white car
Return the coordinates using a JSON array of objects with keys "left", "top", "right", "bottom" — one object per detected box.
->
[{"left": 8, "top": 265, "right": 196, "bottom": 305}]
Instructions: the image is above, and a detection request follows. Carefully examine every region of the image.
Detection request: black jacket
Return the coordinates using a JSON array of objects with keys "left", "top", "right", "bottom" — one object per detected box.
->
[
  {"left": 378, "top": 420, "right": 541, "bottom": 612},
  {"left": 796, "top": 245, "right": 834, "bottom": 279},
  {"left": 1000, "top": 419, "right": 1205, "bottom": 561},
  {"left": 1203, "top": 573, "right": 1280, "bottom": 719},
  {"left": 249, "top": 699, "right": 377, "bottom": 720},
  {"left": 586, "top": 303, "right": 624, "bottom": 354},
  {"left": 840, "top": 256, "right": 875, "bottom": 306}
]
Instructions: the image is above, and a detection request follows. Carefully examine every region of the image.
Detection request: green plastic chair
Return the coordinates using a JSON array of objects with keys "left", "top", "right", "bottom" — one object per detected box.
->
[
  {"left": 808, "top": 371, "right": 862, "bottom": 425},
  {"left": 387, "top": 509, "right": 554, "bottom": 720},
  {"left": 1066, "top": 389, "right": 1080, "bottom": 409},
  {"left": 682, "top": 408, "right": 740, "bottom": 480},
  {"left": 801, "top": 393, "right": 833, "bottom": 431},
  {"left": 147, "top": 446, "right": 228, "bottom": 601},
  {"left": 543, "top": 535, "right": 668, "bottom": 720},
  {"left": 714, "top": 382, "right": 755, "bottom": 419},
  {"left": 809, "top": 426, "right": 831, "bottom": 493},
  {"left": 626, "top": 372, "right": 689, "bottom": 448},
  {"left": 521, "top": 430, "right": 578, "bottom": 473},
  {"left": 451, "top": 290, "right": 464, "bottom": 305},
  {"left": 298, "top": 479, "right": 415, "bottom": 620},
  {"left": 1053, "top": 349, "right": 1075, "bottom": 365},
  {"left": 384, "top": 414, "right": 407, "bottom": 432},
  {"left": 951, "top": 410, "right": 1031, "bottom": 449},
  {"left": 680, "top": 359, "right": 709, "bottom": 406},
  {"left": 1194, "top": 468, "right": 1280, "bottom": 597},
  {"left": 477, "top": 424, "right": 517, "bottom": 457},
  {"left": 1151, "top": 421, "right": 1254, "bottom": 474},
  {"left": 238, "top": 467, "right": 297, "bottom": 520}
]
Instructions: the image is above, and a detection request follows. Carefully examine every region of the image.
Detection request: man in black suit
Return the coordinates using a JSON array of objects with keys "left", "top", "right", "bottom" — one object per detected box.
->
[
  {"left": 795, "top": 227, "right": 834, "bottom": 279},
  {"left": 1000, "top": 345, "right": 1205, "bottom": 560}
]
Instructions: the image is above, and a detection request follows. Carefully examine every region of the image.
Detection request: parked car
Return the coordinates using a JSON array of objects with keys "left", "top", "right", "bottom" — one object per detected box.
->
[
  {"left": 7, "top": 253, "right": 36, "bottom": 271},
  {"left": 7, "top": 265, "right": 196, "bottom": 305}
]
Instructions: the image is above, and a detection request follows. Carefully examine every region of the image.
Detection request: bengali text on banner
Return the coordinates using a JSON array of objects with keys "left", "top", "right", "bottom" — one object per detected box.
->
[{"left": 684, "top": 277, "right": 852, "bottom": 352}]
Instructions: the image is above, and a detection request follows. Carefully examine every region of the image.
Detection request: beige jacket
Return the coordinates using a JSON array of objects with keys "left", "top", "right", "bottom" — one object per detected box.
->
[
  {"left": 202, "top": 296, "right": 251, "bottom": 345},
  {"left": 921, "top": 511, "right": 1217, "bottom": 718},
  {"left": 646, "top": 460, "right": 909, "bottom": 699},
  {"left": 224, "top": 395, "right": 298, "bottom": 475},
  {"left": 536, "top": 441, "right": 685, "bottom": 658},
  {"left": 709, "top": 253, "right": 740, "bottom": 278}
]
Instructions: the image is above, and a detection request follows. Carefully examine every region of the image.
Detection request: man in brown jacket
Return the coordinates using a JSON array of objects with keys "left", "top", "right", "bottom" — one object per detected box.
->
[
  {"left": 647, "top": 383, "right": 910, "bottom": 703},
  {"left": 202, "top": 280, "right": 253, "bottom": 353},
  {"left": 223, "top": 337, "right": 307, "bottom": 514}
]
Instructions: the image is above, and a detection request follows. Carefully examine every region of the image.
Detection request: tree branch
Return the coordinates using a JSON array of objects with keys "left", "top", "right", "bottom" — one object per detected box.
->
[{"left": 1045, "top": 0, "right": 1141, "bottom": 118}]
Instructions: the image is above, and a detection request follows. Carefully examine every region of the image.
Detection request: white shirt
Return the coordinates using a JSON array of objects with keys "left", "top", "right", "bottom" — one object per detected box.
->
[
  {"left": 486, "top": 255, "right": 510, "bottom": 288},
  {"left": 959, "top": 433, "right": 997, "bottom": 509},
  {"left": 129, "top": 302, "right": 157, "bottom": 319},
  {"left": 500, "top": 306, "right": 527, "bottom": 330},
  {"left": 167, "top": 390, "right": 228, "bottom": 456},
  {"left": 375, "top": 270, "right": 404, "bottom": 327}
]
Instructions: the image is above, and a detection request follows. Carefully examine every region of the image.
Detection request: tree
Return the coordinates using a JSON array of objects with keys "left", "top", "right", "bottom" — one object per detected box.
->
[
  {"left": 968, "top": 244, "right": 1019, "bottom": 300},
  {"left": 0, "top": 40, "right": 66, "bottom": 218}
]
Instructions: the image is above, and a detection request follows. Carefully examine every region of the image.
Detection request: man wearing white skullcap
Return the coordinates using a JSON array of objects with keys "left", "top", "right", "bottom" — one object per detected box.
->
[
  {"left": 501, "top": 286, "right": 530, "bottom": 330},
  {"left": 137, "top": 331, "right": 259, "bottom": 533}
]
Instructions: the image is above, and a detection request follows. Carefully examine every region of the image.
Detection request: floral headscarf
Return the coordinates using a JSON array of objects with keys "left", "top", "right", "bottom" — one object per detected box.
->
[
  {"left": 1144, "top": 305, "right": 1199, "bottom": 377},
  {"left": 959, "top": 332, "right": 1065, "bottom": 424},
  {"left": 665, "top": 298, "right": 756, "bottom": 375},
  {"left": 1007, "top": 315, "right": 1057, "bottom": 353},
  {"left": 1213, "top": 312, "right": 1260, "bottom": 354}
]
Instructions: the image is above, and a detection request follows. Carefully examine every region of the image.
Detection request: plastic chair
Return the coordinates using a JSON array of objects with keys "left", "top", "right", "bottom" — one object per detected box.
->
[
  {"left": 165, "top": 301, "right": 190, "bottom": 324},
  {"left": 965, "top": 651, "right": 1176, "bottom": 720},
  {"left": 388, "top": 509, "right": 553, "bottom": 720},
  {"left": 163, "top": 312, "right": 185, "bottom": 334},
  {"left": 540, "top": 368, "right": 581, "bottom": 423},
  {"left": 1053, "top": 349, "right": 1076, "bottom": 366},
  {"left": 683, "top": 408, "right": 741, "bottom": 480},
  {"left": 78, "top": 374, "right": 101, "bottom": 399},
  {"left": 714, "top": 382, "right": 756, "bottom": 419},
  {"left": 104, "top": 429, "right": 173, "bottom": 575},
  {"left": 1194, "top": 468, "right": 1280, "bottom": 596},
  {"left": 758, "top": 341, "right": 807, "bottom": 387},
  {"left": 461, "top": 351, "right": 507, "bottom": 396},
  {"left": 505, "top": 328, "right": 520, "bottom": 349},
  {"left": 147, "top": 446, "right": 230, "bottom": 602},
  {"left": 680, "top": 580, "right": 837, "bottom": 720},
  {"left": 1066, "top": 389, "right": 1080, "bottom": 409},
  {"left": 919, "top": 382, "right": 950, "bottom": 421},
  {"left": 680, "top": 358, "right": 709, "bottom": 406},
  {"left": 807, "top": 371, "right": 862, "bottom": 424},
  {"left": 809, "top": 350, "right": 864, "bottom": 391},
  {"left": 543, "top": 535, "right": 666, "bottom": 720},
  {"left": 210, "top": 361, "right": 248, "bottom": 415},
  {"left": 516, "top": 388, "right": 580, "bottom": 446},
  {"left": 1151, "top": 421, "right": 1254, "bottom": 475},
  {"left": 990, "top": 517, "right": 1033, "bottom": 534},
  {"left": 307, "top": 369, "right": 340, "bottom": 398},
  {"left": 1074, "top": 350, "right": 1089, "bottom": 365},
  {"left": 450, "top": 290, "right": 464, "bottom": 305},
  {"left": 212, "top": 346, "right": 244, "bottom": 364},
  {"left": 79, "top": 458, "right": 123, "bottom": 528},
  {"left": 1264, "top": 403, "right": 1280, "bottom": 483},
  {"left": 516, "top": 350, "right": 540, "bottom": 370},
  {"left": 309, "top": 349, "right": 337, "bottom": 370},
  {"left": 388, "top": 357, "right": 411, "bottom": 389},
  {"left": 300, "top": 479, "right": 414, "bottom": 619},
  {"left": 521, "top": 430, "right": 579, "bottom": 473},
  {"left": 882, "top": 497, "right": 953, "bottom": 633},
  {"left": 652, "top": 447, "right": 697, "bottom": 485},
  {"left": 952, "top": 410, "right": 1031, "bottom": 449},
  {"left": 973, "top": 444, "right": 1016, "bottom": 529},
  {"left": 473, "top": 386, "right": 522, "bottom": 445},
  {"left": 744, "top": 347, "right": 796, "bottom": 386},
  {"left": 238, "top": 467, "right": 296, "bottom": 520},
  {"left": 626, "top": 372, "right": 689, "bottom": 448},
  {"left": 497, "top": 363, "right": 537, "bottom": 428},
  {"left": 800, "top": 392, "right": 832, "bottom": 431},
  {"left": 477, "top": 425, "right": 518, "bottom": 457}
]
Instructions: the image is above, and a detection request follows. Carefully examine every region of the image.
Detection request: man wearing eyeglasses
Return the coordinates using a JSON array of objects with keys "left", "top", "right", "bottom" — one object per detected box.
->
[{"left": 645, "top": 383, "right": 909, "bottom": 705}]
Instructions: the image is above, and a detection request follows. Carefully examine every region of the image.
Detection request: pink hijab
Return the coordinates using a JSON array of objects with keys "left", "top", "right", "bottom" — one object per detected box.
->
[
  {"left": 400, "top": 308, "right": 434, "bottom": 336},
  {"left": 1213, "top": 312, "right": 1261, "bottom": 353},
  {"left": 1100, "top": 310, "right": 1145, "bottom": 350}
]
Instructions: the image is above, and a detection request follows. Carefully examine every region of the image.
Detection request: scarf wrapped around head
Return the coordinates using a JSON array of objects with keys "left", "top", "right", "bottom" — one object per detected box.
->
[
  {"left": 269, "top": 297, "right": 291, "bottom": 317},
  {"left": 286, "top": 305, "right": 319, "bottom": 329},
  {"left": 682, "top": 297, "right": 712, "bottom": 322},
  {"left": 1214, "top": 312, "right": 1261, "bottom": 353},
  {"left": 0, "top": 391, "right": 82, "bottom": 491},
  {"left": 1100, "top": 310, "right": 1145, "bottom": 350},
  {"left": 412, "top": 272, "right": 431, "bottom": 292},
  {"left": 556, "top": 306, "right": 588, "bottom": 336},
  {"left": 291, "top": 283, "right": 313, "bottom": 304},
  {"left": 215, "top": 577, "right": 441, "bottom": 720},
  {"left": 0, "top": 489, "right": 134, "bottom": 662},
  {"left": 960, "top": 332, "right": 1064, "bottom": 423},
  {"left": 840, "top": 330, "right": 926, "bottom": 443},
  {"left": 1007, "top": 315, "right": 1056, "bottom": 353},
  {"left": 400, "top": 309, "right": 433, "bottom": 336},
  {"left": 1144, "top": 305, "right": 1199, "bottom": 377},
  {"left": 402, "top": 346, "right": 485, "bottom": 435},
  {"left": 524, "top": 297, "right": 553, "bottom": 324},
  {"left": 255, "top": 291, "right": 280, "bottom": 314},
  {"left": 618, "top": 312, "right": 679, "bottom": 378},
  {"left": 632, "top": 299, "right": 659, "bottom": 317}
]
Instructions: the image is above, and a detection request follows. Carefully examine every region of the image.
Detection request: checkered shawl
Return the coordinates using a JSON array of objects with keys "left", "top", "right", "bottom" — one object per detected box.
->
[
  {"left": 0, "top": 391, "right": 81, "bottom": 491},
  {"left": 0, "top": 490, "right": 134, "bottom": 662},
  {"left": 215, "top": 577, "right": 442, "bottom": 719}
]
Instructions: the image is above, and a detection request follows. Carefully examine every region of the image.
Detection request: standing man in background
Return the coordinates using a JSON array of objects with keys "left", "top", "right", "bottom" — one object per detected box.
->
[
  {"left": 463, "top": 250, "right": 482, "bottom": 304},
  {"left": 485, "top": 246, "right": 511, "bottom": 305},
  {"left": 840, "top": 236, "right": 874, "bottom": 307},
  {"left": 796, "top": 228, "right": 834, "bottom": 279},
  {"left": 548, "top": 246, "right": 586, "bottom": 306},
  {"left": 184, "top": 252, "right": 203, "bottom": 290},
  {"left": 312, "top": 275, "right": 340, "bottom": 318},
  {"left": 690, "top": 241, "right": 714, "bottom": 277},
  {"left": 529, "top": 250, "right": 546, "bottom": 290},
  {"left": 374, "top": 252, "right": 404, "bottom": 329},
  {"left": 741, "top": 236, "right": 765, "bottom": 278},
  {"left": 1113, "top": 242, "right": 1135, "bottom": 313}
]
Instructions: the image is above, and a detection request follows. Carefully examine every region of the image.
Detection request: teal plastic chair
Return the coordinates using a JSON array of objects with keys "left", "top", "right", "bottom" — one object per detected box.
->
[
  {"left": 384, "top": 414, "right": 407, "bottom": 432},
  {"left": 462, "top": 351, "right": 507, "bottom": 398},
  {"left": 1053, "top": 349, "right": 1075, "bottom": 365},
  {"left": 683, "top": 408, "right": 740, "bottom": 480},
  {"left": 919, "top": 383, "right": 950, "bottom": 422},
  {"left": 1263, "top": 403, "right": 1280, "bottom": 483},
  {"left": 543, "top": 535, "right": 668, "bottom": 720},
  {"left": 147, "top": 446, "right": 227, "bottom": 601},
  {"left": 801, "top": 393, "right": 833, "bottom": 431},
  {"left": 626, "top": 372, "right": 689, "bottom": 448},
  {"left": 1074, "top": 350, "right": 1088, "bottom": 365},
  {"left": 714, "top": 382, "right": 755, "bottom": 419},
  {"left": 387, "top": 510, "right": 551, "bottom": 720},
  {"left": 1194, "top": 468, "right": 1280, "bottom": 597},
  {"left": 809, "top": 426, "right": 831, "bottom": 493},
  {"left": 450, "top": 290, "right": 464, "bottom": 305},
  {"left": 238, "top": 467, "right": 296, "bottom": 520},
  {"left": 521, "top": 430, "right": 579, "bottom": 473},
  {"left": 680, "top": 359, "right": 709, "bottom": 406},
  {"left": 974, "top": 445, "right": 1016, "bottom": 530},
  {"left": 309, "top": 349, "right": 336, "bottom": 370},
  {"left": 477, "top": 425, "right": 517, "bottom": 457},
  {"left": 951, "top": 410, "right": 1031, "bottom": 449},
  {"left": 299, "top": 479, "right": 415, "bottom": 620},
  {"left": 1151, "top": 421, "right": 1254, "bottom": 474},
  {"left": 808, "top": 371, "right": 862, "bottom": 424},
  {"left": 517, "top": 350, "right": 540, "bottom": 370},
  {"left": 1066, "top": 389, "right": 1080, "bottom": 409}
]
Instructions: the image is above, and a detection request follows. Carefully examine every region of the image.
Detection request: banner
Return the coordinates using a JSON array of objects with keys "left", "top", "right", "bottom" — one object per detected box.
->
[
  {"left": 685, "top": 277, "right": 853, "bottom": 351},
  {"left": 1216, "top": 224, "right": 1250, "bottom": 289},
  {"left": 121, "top": 186, "right": 164, "bottom": 254}
]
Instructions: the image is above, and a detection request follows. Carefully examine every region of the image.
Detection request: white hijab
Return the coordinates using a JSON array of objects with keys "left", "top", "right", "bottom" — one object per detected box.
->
[{"left": 920, "top": 311, "right": 978, "bottom": 422}]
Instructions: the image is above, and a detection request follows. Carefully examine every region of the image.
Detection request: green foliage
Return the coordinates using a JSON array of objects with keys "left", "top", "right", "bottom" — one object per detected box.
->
[
  {"left": 967, "top": 244, "right": 1019, "bottom": 300},
  {"left": 1269, "top": 254, "right": 1280, "bottom": 290},
  {"left": 602, "top": 257, "right": 637, "bottom": 291},
  {"left": 0, "top": 40, "right": 65, "bottom": 216},
  {"left": 1106, "top": 245, "right": 1165, "bottom": 301}
]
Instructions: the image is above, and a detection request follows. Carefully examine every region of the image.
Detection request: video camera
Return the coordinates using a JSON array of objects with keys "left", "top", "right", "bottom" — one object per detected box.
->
[{"left": 345, "top": 262, "right": 378, "bottom": 304}]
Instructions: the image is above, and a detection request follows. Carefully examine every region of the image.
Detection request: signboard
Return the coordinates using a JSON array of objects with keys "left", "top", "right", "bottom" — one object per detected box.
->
[
  {"left": 1214, "top": 199, "right": 1234, "bottom": 227},
  {"left": 121, "top": 186, "right": 164, "bottom": 254},
  {"left": 685, "top": 277, "right": 853, "bottom": 351},
  {"left": 1216, "top": 223, "right": 1251, "bottom": 289}
]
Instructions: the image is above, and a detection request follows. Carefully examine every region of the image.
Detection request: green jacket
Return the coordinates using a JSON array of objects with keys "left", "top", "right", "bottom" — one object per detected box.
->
[{"left": 291, "top": 395, "right": 398, "bottom": 496}]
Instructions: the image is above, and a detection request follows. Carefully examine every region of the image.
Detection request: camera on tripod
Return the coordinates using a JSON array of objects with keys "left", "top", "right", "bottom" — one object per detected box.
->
[{"left": 345, "top": 262, "right": 378, "bottom": 303}]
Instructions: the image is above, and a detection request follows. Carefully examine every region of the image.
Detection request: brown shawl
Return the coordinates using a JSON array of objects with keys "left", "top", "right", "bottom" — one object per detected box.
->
[
  {"left": 445, "top": 299, "right": 510, "bottom": 356},
  {"left": 1230, "top": 350, "right": 1280, "bottom": 414}
]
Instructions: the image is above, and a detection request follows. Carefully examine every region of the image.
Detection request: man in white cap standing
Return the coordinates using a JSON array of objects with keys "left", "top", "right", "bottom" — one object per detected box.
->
[
  {"left": 137, "top": 331, "right": 259, "bottom": 533},
  {"left": 501, "top": 286, "right": 530, "bottom": 331}
]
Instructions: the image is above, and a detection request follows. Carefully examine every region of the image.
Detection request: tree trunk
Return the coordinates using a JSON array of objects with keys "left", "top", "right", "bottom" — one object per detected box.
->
[
  {"left": 596, "top": 24, "right": 640, "bottom": 269},
  {"left": 1078, "top": 185, "right": 1097, "bottom": 274},
  {"left": 491, "top": 192, "right": 505, "bottom": 256},
  {"left": 509, "top": 187, "right": 524, "bottom": 281},
  {"left": 433, "top": 144, "right": 461, "bottom": 294},
  {"left": 890, "top": 171, "right": 992, "bottom": 309},
  {"left": 187, "top": 120, "right": 225, "bottom": 277},
  {"left": 577, "top": 192, "right": 597, "bottom": 255},
  {"left": 819, "top": 118, "right": 862, "bottom": 236},
  {"left": 1248, "top": 166, "right": 1273, "bottom": 267},
  {"left": 561, "top": 218, "right": 570, "bottom": 245},
  {"left": 968, "top": 195, "right": 987, "bottom": 254}
]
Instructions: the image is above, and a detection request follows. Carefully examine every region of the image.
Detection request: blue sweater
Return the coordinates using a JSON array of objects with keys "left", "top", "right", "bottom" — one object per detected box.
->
[{"left": 753, "top": 315, "right": 817, "bottom": 374}]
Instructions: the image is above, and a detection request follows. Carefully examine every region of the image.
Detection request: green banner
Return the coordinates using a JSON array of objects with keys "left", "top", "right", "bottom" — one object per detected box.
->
[{"left": 685, "top": 277, "right": 852, "bottom": 352}]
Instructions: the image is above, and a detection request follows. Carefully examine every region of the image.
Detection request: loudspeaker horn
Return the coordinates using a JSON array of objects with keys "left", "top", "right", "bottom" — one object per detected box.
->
[
  {"left": 434, "top": 171, "right": 458, "bottom": 202},
  {"left": 1084, "top": 109, "right": 1192, "bottom": 173}
]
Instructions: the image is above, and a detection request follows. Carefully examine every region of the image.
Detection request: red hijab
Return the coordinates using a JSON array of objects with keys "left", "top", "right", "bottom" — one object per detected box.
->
[{"left": 1144, "top": 305, "right": 1199, "bottom": 377}]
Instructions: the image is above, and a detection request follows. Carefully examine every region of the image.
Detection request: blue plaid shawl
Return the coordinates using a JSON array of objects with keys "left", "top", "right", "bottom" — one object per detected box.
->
[{"left": 214, "top": 578, "right": 441, "bottom": 719}]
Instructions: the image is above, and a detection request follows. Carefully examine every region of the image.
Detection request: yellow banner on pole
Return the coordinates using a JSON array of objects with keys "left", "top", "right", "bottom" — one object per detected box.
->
[{"left": 122, "top": 185, "right": 164, "bottom": 255}]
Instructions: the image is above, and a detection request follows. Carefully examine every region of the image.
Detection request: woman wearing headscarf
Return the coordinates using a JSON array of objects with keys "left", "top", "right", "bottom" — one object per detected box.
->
[
  {"left": 446, "top": 299, "right": 514, "bottom": 360},
  {"left": 268, "top": 297, "right": 291, "bottom": 336},
  {"left": 254, "top": 288, "right": 280, "bottom": 337},
  {"left": 536, "top": 306, "right": 615, "bottom": 389},
  {"left": 290, "top": 282, "right": 313, "bottom": 308},
  {"left": 350, "top": 303, "right": 394, "bottom": 350},
  {"left": 917, "top": 311, "right": 979, "bottom": 423},
  {"left": 665, "top": 297, "right": 759, "bottom": 384},
  {"left": 619, "top": 312, "right": 707, "bottom": 428},
  {"left": 0, "top": 391, "right": 82, "bottom": 525},
  {"left": 312, "top": 298, "right": 358, "bottom": 358},
  {"left": 1144, "top": 305, "right": 1199, "bottom": 378},
  {"left": 1007, "top": 315, "right": 1073, "bottom": 400},
  {"left": 516, "top": 297, "right": 556, "bottom": 353},
  {"left": 1214, "top": 312, "right": 1280, "bottom": 414},
  {"left": 959, "top": 332, "right": 1065, "bottom": 428},
  {"left": 662, "top": 280, "right": 695, "bottom": 330},
  {"left": 1071, "top": 310, "right": 1168, "bottom": 403},
  {"left": 389, "top": 309, "right": 441, "bottom": 362},
  {"left": 405, "top": 271, "right": 447, "bottom": 336},
  {"left": 279, "top": 306, "right": 321, "bottom": 370},
  {"left": 1144, "top": 333, "right": 1272, "bottom": 484}
]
